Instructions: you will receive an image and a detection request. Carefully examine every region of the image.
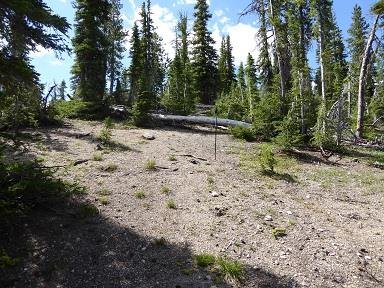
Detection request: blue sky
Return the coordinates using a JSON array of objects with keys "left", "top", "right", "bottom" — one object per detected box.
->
[{"left": 31, "top": 0, "right": 378, "bottom": 91}]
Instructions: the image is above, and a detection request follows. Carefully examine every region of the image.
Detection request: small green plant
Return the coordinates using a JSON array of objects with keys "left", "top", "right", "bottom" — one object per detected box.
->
[
  {"left": 166, "top": 199, "right": 177, "bottom": 209},
  {"left": 194, "top": 253, "right": 216, "bottom": 267},
  {"left": 168, "top": 154, "right": 177, "bottom": 161},
  {"left": 161, "top": 185, "right": 171, "bottom": 194},
  {"left": 98, "top": 196, "right": 109, "bottom": 205},
  {"left": 98, "top": 188, "right": 112, "bottom": 196},
  {"left": 145, "top": 159, "right": 156, "bottom": 170},
  {"left": 134, "top": 189, "right": 146, "bottom": 199},
  {"left": 272, "top": 227, "right": 287, "bottom": 239},
  {"left": 101, "top": 163, "right": 118, "bottom": 172},
  {"left": 229, "top": 126, "right": 255, "bottom": 142},
  {"left": 92, "top": 153, "right": 103, "bottom": 161},
  {"left": 0, "top": 250, "right": 19, "bottom": 268},
  {"left": 258, "top": 144, "right": 277, "bottom": 173},
  {"left": 207, "top": 176, "right": 214, "bottom": 185},
  {"left": 78, "top": 203, "right": 99, "bottom": 218},
  {"left": 216, "top": 257, "right": 244, "bottom": 282},
  {"left": 98, "top": 117, "right": 114, "bottom": 143}
]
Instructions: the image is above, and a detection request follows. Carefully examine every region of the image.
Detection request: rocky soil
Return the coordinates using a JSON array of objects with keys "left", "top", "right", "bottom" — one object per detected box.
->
[{"left": 1, "top": 119, "right": 384, "bottom": 288}]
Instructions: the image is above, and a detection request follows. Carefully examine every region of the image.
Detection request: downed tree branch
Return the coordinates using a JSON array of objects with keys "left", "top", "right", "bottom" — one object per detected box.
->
[
  {"left": 151, "top": 113, "right": 252, "bottom": 128},
  {"left": 177, "top": 154, "right": 208, "bottom": 161}
]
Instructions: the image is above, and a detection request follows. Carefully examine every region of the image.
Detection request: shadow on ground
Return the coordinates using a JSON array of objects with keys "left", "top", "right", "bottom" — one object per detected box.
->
[{"left": 0, "top": 204, "right": 298, "bottom": 288}]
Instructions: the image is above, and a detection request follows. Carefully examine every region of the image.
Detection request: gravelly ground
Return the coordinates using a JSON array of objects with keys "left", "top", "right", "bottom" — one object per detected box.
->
[{"left": 1, "top": 119, "right": 383, "bottom": 288}]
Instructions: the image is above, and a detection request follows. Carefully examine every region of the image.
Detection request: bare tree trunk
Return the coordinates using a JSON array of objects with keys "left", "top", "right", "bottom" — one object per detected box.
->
[
  {"left": 356, "top": 15, "right": 379, "bottom": 139},
  {"left": 319, "top": 24, "right": 326, "bottom": 134},
  {"left": 269, "top": 0, "right": 286, "bottom": 113},
  {"left": 347, "top": 81, "right": 351, "bottom": 118}
]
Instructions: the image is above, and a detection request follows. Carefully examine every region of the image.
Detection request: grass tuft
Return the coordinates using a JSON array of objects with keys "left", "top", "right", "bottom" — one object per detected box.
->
[
  {"left": 161, "top": 185, "right": 171, "bottom": 194},
  {"left": 194, "top": 253, "right": 215, "bottom": 267},
  {"left": 134, "top": 189, "right": 146, "bottom": 199},
  {"left": 145, "top": 159, "right": 156, "bottom": 170},
  {"left": 166, "top": 199, "right": 177, "bottom": 209}
]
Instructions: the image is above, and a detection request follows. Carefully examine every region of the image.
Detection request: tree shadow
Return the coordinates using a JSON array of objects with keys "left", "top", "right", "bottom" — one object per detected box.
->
[
  {"left": 0, "top": 162, "right": 298, "bottom": 288},
  {"left": 262, "top": 170, "right": 298, "bottom": 184},
  {"left": 284, "top": 149, "right": 340, "bottom": 166}
]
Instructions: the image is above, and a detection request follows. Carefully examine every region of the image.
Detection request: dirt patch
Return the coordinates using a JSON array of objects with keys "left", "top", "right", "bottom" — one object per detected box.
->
[{"left": 1, "top": 119, "right": 383, "bottom": 287}]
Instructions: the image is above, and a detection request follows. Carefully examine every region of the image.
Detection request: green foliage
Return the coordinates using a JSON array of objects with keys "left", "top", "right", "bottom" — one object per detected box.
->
[
  {"left": 134, "top": 189, "right": 146, "bottom": 199},
  {"left": 98, "top": 117, "right": 114, "bottom": 144},
  {"left": 168, "top": 154, "right": 177, "bottom": 161},
  {"left": 252, "top": 92, "right": 281, "bottom": 139},
  {"left": 229, "top": 126, "right": 255, "bottom": 142},
  {"left": 78, "top": 203, "right": 99, "bottom": 218},
  {"left": 93, "top": 153, "right": 103, "bottom": 161},
  {"left": 161, "top": 186, "right": 171, "bottom": 194},
  {"left": 71, "top": 0, "right": 111, "bottom": 103},
  {"left": 0, "top": 250, "right": 19, "bottom": 269},
  {"left": 215, "top": 84, "right": 248, "bottom": 121},
  {"left": 98, "top": 196, "right": 109, "bottom": 205},
  {"left": 258, "top": 144, "right": 277, "bottom": 173},
  {"left": 166, "top": 199, "right": 177, "bottom": 209},
  {"left": 53, "top": 99, "right": 88, "bottom": 119},
  {"left": 194, "top": 253, "right": 215, "bottom": 267},
  {"left": 216, "top": 257, "right": 244, "bottom": 282},
  {"left": 0, "top": 158, "right": 86, "bottom": 221},
  {"left": 162, "top": 15, "right": 194, "bottom": 115},
  {"left": 272, "top": 227, "right": 287, "bottom": 239},
  {"left": 191, "top": 0, "right": 218, "bottom": 104},
  {"left": 274, "top": 108, "right": 303, "bottom": 150},
  {"left": 100, "top": 163, "right": 118, "bottom": 172},
  {"left": 145, "top": 159, "right": 156, "bottom": 170}
]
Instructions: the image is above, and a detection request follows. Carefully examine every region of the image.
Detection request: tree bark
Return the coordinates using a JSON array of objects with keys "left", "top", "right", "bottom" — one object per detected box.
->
[
  {"left": 269, "top": 0, "right": 286, "bottom": 113},
  {"left": 356, "top": 15, "right": 379, "bottom": 139}
]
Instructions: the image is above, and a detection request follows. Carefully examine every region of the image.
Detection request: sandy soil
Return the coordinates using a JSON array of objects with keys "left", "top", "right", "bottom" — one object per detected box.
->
[{"left": 1, "top": 119, "right": 383, "bottom": 288}]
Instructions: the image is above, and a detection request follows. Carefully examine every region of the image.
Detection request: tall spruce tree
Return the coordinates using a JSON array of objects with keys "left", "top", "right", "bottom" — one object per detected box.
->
[
  {"left": 0, "top": 0, "right": 69, "bottom": 129},
  {"left": 71, "top": 0, "right": 111, "bottom": 104},
  {"left": 347, "top": 5, "right": 369, "bottom": 116},
  {"left": 106, "top": 0, "right": 126, "bottom": 103},
  {"left": 191, "top": 0, "right": 218, "bottom": 104},
  {"left": 218, "top": 35, "right": 236, "bottom": 95},
  {"left": 245, "top": 53, "right": 258, "bottom": 118},
  {"left": 127, "top": 22, "right": 142, "bottom": 105},
  {"left": 162, "top": 15, "right": 194, "bottom": 115},
  {"left": 132, "top": 0, "right": 165, "bottom": 125}
]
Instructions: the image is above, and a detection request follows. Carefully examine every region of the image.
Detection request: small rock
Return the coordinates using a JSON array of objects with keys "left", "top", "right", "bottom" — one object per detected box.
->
[
  {"left": 364, "top": 256, "right": 372, "bottom": 261},
  {"left": 286, "top": 210, "right": 293, "bottom": 215},
  {"left": 264, "top": 215, "right": 273, "bottom": 221},
  {"left": 190, "top": 159, "right": 199, "bottom": 165},
  {"left": 205, "top": 275, "right": 212, "bottom": 280},
  {"left": 211, "top": 191, "right": 219, "bottom": 197},
  {"left": 142, "top": 133, "right": 155, "bottom": 140}
]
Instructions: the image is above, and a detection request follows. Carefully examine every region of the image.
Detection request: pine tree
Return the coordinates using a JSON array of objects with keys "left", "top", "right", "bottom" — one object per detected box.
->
[
  {"left": 58, "top": 80, "right": 67, "bottom": 100},
  {"left": 132, "top": 0, "right": 165, "bottom": 125},
  {"left": 191, "top": 0, "right": 218, "bottom": 104},
  {"left": 256, "top": 1, "right": 273, "bottom": 93},
  {"left": 245, "top": 53, "right": 258, "bottom": 118},
  {"left": 71, "top": 0, "right": 111, "bottom": 104},
  {"left": 0, "top": 0, "right": 69, "bottom": 129},
  {"left": 347, "top": 5, "right": 369, "bottom": 117},
  {"left": 162, "top": 15, "right": 194, "bottom": 115},
  {"left": 286, "top": 0, "right": 313, "bottom": 136},
  {"left": 127, "top": 22, "right": 142, "bottom": 105},
  {"left": 106, "top": 0, "right": 126, "bottom": 103},
  {"left": 218, "top": 35, "right": 236, "bottom": 95}
]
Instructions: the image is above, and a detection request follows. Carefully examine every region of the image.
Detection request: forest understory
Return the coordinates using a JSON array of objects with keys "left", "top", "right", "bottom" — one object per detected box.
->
[{"left": 1, "top": 119, "right": 383, "bottom": 288}]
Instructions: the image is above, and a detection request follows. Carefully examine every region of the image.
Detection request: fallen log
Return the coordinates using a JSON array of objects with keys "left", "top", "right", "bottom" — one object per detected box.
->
[{"left": 151, "top": 113, "right": 252, "bottom": 128}]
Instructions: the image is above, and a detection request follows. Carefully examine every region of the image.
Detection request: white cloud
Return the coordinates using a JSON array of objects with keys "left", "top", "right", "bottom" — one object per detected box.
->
[
  {"left": 124, "top": 4, "right": 177, "bottom": 59},
  {"left": 30, "top": 45, "right": 53, "bottom": 58},
  {"left": 212, "top": 22, "right": 259, "bottom": 66},
  {"left": 151, "top": 4, "right": 177, "bottom": 58},
  {"left": 50, "top": 59, "right": 64, "bottom": 66},
  {"left": 176, "top": 0, "right": 210, "bottom": 5}
]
